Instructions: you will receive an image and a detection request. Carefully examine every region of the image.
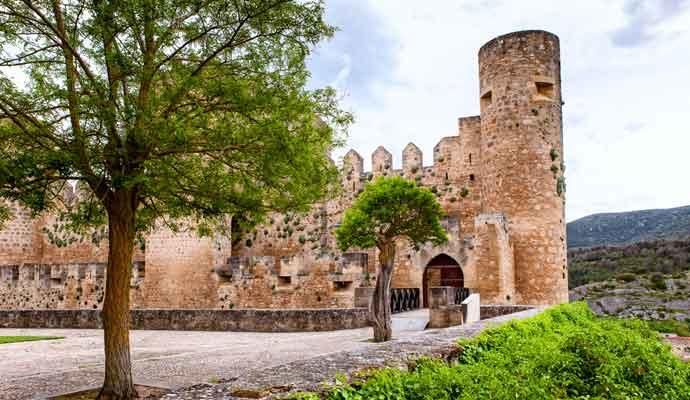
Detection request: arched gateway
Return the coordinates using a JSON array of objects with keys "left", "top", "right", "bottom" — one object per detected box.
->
[{"left": 422, "top": 253, "right": 464, "bottom": 308}]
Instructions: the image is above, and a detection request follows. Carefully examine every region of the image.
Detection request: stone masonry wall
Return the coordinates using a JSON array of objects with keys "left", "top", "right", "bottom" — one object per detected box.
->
[
  {"left": 478, "top": 30, "right": 568, "bottom": 305},
  {"left": 0, "top": 307, "right": 371, "bottom": 332},
  {"left": 0, "top": 202, "right": 42, "bottom": 265}
]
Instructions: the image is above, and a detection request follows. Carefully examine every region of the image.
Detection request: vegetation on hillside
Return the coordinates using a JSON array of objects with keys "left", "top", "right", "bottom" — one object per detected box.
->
[
  {"left": 646, "top": 319, "right": 690, "bottom": 337},
  {"left": 291, "top": 303, "right": 690, "bottom": 400},
  {"left": 568, "top": 240, "right": 690, "bottom": 322},
  {"left": 568, "top": 239, "right": 690, "bottom": 289},
  {"left": 567, "top": 205, "right": 690, "bottom": 248}
]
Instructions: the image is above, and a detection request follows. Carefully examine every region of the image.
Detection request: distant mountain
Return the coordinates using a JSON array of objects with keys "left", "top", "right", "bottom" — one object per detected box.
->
[{"left": 567, "top": 205, "right": 690, "bottom": 249}]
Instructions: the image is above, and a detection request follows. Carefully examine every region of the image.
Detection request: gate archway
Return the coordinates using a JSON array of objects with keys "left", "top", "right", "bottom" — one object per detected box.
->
[{"left": 422, "top": 253, "right": 463, "bottom": 308}]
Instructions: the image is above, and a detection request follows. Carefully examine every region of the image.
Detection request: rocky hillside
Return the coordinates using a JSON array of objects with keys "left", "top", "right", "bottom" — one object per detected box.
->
[
  {"left": 568, "top": 239, "right": 690, "bottom": 326},
  {"left": 567, "top": 205, "right": 690, "bottom": 249}
]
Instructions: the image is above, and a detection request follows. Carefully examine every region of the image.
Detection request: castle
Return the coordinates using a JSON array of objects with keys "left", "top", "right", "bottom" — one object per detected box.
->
[{"left": 0, "top": 30, "right": 568, "bottom": 311}]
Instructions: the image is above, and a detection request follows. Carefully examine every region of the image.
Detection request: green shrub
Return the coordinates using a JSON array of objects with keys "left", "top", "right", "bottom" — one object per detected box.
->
[
  {"left": 616, "top": 272, "right": 637, "bottom": 282},
  {"left": 550, "top": 148, "right": 559, "bottom": 161},
  {"left": 316, "top": 303, "right": 690, "bottom": 400},
  {"left": 649, "top": 273, "right": 668, "bottom": 290}
]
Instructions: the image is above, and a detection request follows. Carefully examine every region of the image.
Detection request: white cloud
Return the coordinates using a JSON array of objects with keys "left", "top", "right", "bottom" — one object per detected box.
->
[{"left": 310, "top": 0, "right": 690, "bottom": 222}]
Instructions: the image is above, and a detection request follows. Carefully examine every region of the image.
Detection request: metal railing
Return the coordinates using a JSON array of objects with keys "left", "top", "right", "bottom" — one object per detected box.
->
[
  {"left": 454, "top": 287, "right": 471, "bottom": 305},
  {"left": 391, "top": 288, "right": 421, "bottom": 314}
]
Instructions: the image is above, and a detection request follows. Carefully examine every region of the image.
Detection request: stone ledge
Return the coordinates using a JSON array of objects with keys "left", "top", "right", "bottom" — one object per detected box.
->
[
  {"left": 480, "top": 305, "right": 534, "bottom": 320},
  {"left": 0, "top": 308, "right": 371, "bottom": 332}
]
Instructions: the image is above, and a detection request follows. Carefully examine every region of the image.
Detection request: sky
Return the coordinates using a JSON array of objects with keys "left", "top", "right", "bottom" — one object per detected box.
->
[{"left": 307, "top": 0, "right": 690, "bottom": 222}]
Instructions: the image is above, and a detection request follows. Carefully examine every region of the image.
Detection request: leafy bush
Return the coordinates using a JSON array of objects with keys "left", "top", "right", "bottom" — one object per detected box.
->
[
  {"left": 300, "top": 303, "right": 690, "bottom": 399},
  {"left": 649, "top": 273, "right": 668, "bottom": 290},
  {"left": 616, "top": 272, "right": 637, "bottom": 282}
]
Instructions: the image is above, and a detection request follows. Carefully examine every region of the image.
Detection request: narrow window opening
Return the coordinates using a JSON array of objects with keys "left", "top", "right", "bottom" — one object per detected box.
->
[
  {"left": 469, "top": 153, "right": 472, "bottom": 165},
  {"left": 352, "top": 182, "right": 355, "bottom": 191},
  {"left": 480, "top": 90, "right": 492, "bottom": 109},
  {"left": 535, "top": 81, "right": 554, "bottom": 101},
  {"left": 278, "top": 276, "right": 292, "bottom": 287},
  {"left": 444, "top": 172, "right": 449, "bottom": 180},
  {"left": 334, "top": 281, "right": 352, "bottom": 291},
  {"left": 95, "top": 265, "right": 105, "bottom": 279},
  {"left": 469, "top": 174, "right": 475, "bottom": 181},
  {"left": 135, "top": 262, "right": 145, "bottom": 280}
]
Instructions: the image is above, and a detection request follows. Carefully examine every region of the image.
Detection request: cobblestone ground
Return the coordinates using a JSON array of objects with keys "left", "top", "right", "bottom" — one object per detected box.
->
[
  {"left": 159, "top": 308, "right": 544, "bottom": 400},
  {"left": 0, "top": 310, "right": 431, "bottom": 399},
  {"left": 0, "top": 308, "right": 542, "bottom": 399}
]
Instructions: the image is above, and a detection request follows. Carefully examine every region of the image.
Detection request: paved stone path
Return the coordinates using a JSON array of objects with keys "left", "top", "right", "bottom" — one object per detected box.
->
[
  {"left": 0, "top": 310, "right": 432, "bottom": 399},
  {"left": 0, "top": 308, "right": 543, "bottom": 399},
  {"left": 160, "top": 308, "right": 543, "bottom": 399}
]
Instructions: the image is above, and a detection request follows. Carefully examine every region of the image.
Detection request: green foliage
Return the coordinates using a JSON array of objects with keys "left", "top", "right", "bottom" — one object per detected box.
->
[
  {"left": 0, "top": 203, "right": 9, "bottom": 229},
  {"left": 649, "top": 272, "right": 668, "bottom": 290},
  {"left": 0, "top": 0, "right": 351, "bottom": 238},
  {"left": 316, "top": 303, "right": 690, "bottom": 400},
  {"left": 459, "top": 187, "right": 469, "bottom": 198},
  {"left": 288, "top": 393, "right": 320, "bottom": 400},
  {"left": 616, "top": 272, "right": 637, "bottom": 282},
  {"left": 556, "top": 176, "right": 566, "bottom": 196},
  {"left": 646, "top": 319, "right": 690, "bottom": 337},
  {"left": 335, "top": 177, "right": 447, "bottom": 251},
  {"left": 550, "top": 148, "right": 559, "bottom": 162}
]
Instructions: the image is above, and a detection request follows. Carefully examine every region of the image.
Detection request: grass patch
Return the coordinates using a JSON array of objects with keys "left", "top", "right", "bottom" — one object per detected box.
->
[
  {"left": 0, "top": 336, "right": 63, "bottom": 344},
  {"left": 292, "top": 303, "right": 690, "bottom": 399}
]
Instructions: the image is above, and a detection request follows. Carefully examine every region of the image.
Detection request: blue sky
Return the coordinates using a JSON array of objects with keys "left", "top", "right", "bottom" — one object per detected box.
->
[{"left": 308, "top": 0, "right": 690, "bottom": 221}]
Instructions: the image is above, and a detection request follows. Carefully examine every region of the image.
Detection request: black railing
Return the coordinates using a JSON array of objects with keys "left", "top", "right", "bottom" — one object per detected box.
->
[
  {"left": 454, "top": 287, "right": 471, "bottom": 305},
  {"left": 391, "top": 288, "right": 420, "bottom": 314}
]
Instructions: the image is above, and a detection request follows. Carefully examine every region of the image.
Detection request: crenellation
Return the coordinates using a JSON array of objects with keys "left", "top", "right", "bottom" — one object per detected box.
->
[
  {"left": 0, "top": 30, "right": 567, "bottom": 312},
  {"left": 402, "top": 143, "right": 423, "bottom": 178},
  {"left": 371, "top": 146, "right": 393, "bottom": 177}
]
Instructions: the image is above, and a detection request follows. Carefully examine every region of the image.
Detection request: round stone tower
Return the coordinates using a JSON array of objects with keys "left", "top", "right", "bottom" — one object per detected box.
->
[{"left": 478, "top": 30, "right": 567, "bottom": 305}]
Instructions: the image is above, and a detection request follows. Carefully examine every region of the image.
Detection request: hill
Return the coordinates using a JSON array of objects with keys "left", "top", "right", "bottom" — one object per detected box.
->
[
  {"left": 568, "top": 239, "right": 690, "bottom": 327},
  {"left": 567, "top": 205, "right": 690, "bottom": 249}
]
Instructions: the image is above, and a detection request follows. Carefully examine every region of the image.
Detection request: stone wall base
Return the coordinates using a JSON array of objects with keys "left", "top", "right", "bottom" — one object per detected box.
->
[{"left": 0, "top": 308, "right": 371, "bottom": 332}]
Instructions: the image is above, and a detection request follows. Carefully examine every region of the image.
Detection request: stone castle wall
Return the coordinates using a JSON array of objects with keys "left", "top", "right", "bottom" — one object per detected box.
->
[{"left": 0, "top": 30, "right": 568, "bottom": 310}]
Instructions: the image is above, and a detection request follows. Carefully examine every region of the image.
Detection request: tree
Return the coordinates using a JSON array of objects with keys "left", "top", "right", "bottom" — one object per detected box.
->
[
  {"left": 0, "top": 1, "right": 350, "bottom": 398},
  {"left": 335, "top": 177, "right": 447, "bottom": 342}
]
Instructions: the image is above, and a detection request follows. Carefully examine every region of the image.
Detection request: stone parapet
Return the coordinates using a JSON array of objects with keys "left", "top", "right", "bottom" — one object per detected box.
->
[{"left": 0, "top": 308, "right": 371, "bottom": 332}]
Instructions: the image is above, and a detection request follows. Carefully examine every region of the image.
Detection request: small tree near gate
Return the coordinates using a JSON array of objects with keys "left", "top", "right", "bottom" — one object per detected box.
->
[{"left": 335, "top": 177, "right": 447, "bottom": 342}]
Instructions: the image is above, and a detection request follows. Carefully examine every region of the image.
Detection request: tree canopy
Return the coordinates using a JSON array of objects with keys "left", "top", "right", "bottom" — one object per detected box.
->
[
  {"left": 336, "top": 176, "right": 448, "bottom": 342},
  {"left": 336, "top": 176, "right": 448, "bottom": 251},
  {"left": 0, "top": 0, "right": 350, "bottom": 238},
  {"left": 0, "top": 1, "right": 349, "bottom": 397}
]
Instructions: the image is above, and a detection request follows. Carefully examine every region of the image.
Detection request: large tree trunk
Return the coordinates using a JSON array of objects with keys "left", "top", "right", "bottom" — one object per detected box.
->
[
  {"left": 98, "top": 191, "right": 138, "bottom": 399},
  {"left": 371, "top": 242, "right": 395, "bottom": 342}
]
